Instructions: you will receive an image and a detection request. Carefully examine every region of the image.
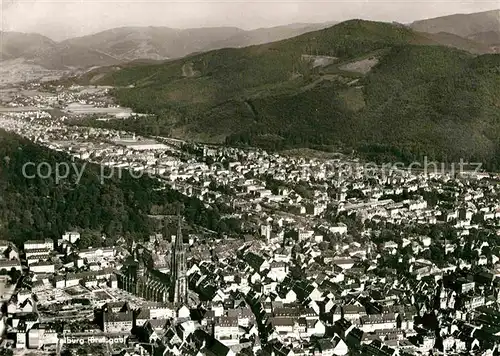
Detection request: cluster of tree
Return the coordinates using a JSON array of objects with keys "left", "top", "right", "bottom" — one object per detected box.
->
[{"left": 0, "top": 130, "right": 232, "bottom": 247}]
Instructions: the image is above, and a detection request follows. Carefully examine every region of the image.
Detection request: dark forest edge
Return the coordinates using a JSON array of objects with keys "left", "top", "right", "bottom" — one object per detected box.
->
[{"left": 0, "top": 130, "right": 236, "bottom": 248}]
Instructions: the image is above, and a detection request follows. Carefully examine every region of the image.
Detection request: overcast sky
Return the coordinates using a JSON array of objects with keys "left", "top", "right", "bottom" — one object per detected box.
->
[{"left": 1, "top": 0, "right": 499, "bottom": 41}]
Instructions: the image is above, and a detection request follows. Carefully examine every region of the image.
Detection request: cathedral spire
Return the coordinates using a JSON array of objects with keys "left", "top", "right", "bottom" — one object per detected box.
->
[
  {"left": 170, "top": 205, "right": 187, "bottom": 305},
  {"left": 176, "top": 206, "right": 183, "bottom": 249},
  {"left": 131, "top": 238, "right": 137, "bottom": 257}
]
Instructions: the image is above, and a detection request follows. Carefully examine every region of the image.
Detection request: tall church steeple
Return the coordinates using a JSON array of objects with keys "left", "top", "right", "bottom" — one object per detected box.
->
[{"left": 170, "top": 208, "right": 188, "bottom": 305}]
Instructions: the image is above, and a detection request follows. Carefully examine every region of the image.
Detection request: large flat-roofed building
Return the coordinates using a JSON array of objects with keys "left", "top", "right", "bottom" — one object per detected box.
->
[
  {"left": 64, "top": 103, "right": 133, "bottom": 118},
  {"left": 112, "top": 138, "right": 168, "bottom": 151},
  {"left": 24, "top": 239, "right": 53, "bottom": 251}
]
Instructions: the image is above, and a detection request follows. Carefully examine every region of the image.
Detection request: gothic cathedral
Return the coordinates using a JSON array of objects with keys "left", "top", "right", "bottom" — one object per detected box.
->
[{"left": 118, "top": 215, "right": 188, "bottom": 306}]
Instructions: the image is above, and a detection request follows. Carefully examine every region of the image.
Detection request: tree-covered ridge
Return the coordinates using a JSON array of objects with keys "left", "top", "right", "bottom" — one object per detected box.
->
[
  {"left": 0, "top": 131, "right": 223, "bottom": 246},
  {"left": 357, "top": 49, "right": 500, "bottom": 164},
  {"left": 81, "top": 20, "right": 500, "bottom": 168},
  {"left": 100, "top": 21, "right": 433, "bottom": 98}
]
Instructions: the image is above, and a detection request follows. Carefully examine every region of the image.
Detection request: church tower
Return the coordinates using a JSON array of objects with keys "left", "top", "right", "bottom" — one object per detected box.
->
[{"left": 170, "top": 213, "right": 187, "bottom": 305}]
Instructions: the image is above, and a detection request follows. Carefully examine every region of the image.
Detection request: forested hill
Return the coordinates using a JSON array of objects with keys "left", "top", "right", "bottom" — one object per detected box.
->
[
  {"left": 0, "top": 131, "right": 222, "bottom": 247},
  {"left": 81, "top": 20, "right": 500, "bottom": 168}
]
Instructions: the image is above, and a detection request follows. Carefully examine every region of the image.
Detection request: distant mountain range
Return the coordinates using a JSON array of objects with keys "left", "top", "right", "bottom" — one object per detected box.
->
[
  {"left": 410, "top": 9, "right": 500, "bottom": 38},
  {"left": 410, "top": 9, "right": 500, "bottom": 50},
  {"left": 0, "top": 23, "right": 337, "bottom": 69},
  {"left": 1, "top": 10, "right": 499, "bottom": 69},
  {"left": 0, "top": 31, "right": 122, "bottom": 69}
]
